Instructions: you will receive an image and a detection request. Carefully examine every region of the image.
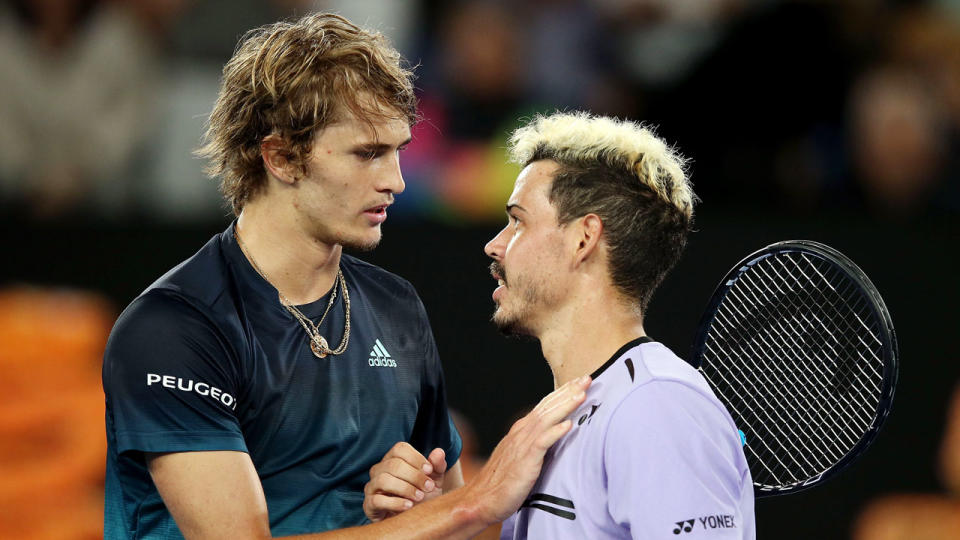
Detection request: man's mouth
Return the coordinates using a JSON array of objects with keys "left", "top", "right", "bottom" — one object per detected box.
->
[
  {"left": 490, "top": 262, "right": 507, "bottom": 301},
  {"left": 363, "top": 203, "right": 390, "bottom": 224},
  {"left": 489, "top": 262, "right": 506, "bottom": 286}
]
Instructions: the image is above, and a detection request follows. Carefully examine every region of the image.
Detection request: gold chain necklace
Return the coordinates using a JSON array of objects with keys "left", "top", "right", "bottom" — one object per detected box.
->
[{"left": 234, "top": 230, "right": 350, "bottom": 359}]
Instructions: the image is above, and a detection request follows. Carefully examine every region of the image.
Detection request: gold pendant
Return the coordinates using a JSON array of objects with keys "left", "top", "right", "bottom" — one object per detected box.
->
[{"left": 310, "top": 335, "right": 329, "bottom": 358}]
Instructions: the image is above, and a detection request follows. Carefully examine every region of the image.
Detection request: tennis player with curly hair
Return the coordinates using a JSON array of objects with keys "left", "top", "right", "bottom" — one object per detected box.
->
[{"left": 102, "top": 13, "right": 589, "bottom": 539}]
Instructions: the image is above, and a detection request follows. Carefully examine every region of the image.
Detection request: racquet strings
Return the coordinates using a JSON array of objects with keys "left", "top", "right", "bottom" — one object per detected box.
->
[{"left": 698, "top": 251, "right": 886, "bottom": 491}]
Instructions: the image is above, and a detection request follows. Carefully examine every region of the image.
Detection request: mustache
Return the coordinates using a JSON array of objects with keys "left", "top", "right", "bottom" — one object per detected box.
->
[
  {"left": 489, "top": 261, "right": 506, "bottom": 285},
  {"left": 365, "top": 196, "right": 394, "bottom": 209}
]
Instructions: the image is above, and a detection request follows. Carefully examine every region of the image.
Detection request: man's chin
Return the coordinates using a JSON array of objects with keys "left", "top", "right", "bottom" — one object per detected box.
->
[
  {"left": 492, "top": 309, "right": 533, "bottom": 337},
  {"left": 340, "top": 231, "right": 382, "bottom": 252}
]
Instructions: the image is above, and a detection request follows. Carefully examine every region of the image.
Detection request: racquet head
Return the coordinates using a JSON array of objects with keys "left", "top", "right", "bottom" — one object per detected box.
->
[{"left": 691, "top": 240, "right": 898, "bottom": 496}]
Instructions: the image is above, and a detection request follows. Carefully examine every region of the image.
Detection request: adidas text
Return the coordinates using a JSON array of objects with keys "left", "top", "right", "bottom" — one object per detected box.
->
[{"left": 369, "top": 357, "right": 397, "bottom": 367}]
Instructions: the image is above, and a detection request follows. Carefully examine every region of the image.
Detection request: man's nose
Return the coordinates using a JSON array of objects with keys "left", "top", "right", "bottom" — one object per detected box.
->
[
  {"left": 379, "top": 156, "right": 405, "bottom": 194},
  {"left": 484, "top": 227, "right": 508, "bottom": 260}
]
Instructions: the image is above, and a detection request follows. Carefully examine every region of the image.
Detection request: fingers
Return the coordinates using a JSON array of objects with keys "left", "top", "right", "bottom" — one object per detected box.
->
[
  {"left": 385, "top": 442, "right": 433, "bottom": 473},
  {"left": 369, "top": 443, "right": 436, "bottom": 493},
  {"left": 427, "top": 448, "right": 447, "bottom": 478},
  {"left": 363, "top": 443, "right": 438, "bottom": 522},
  {"left": 501, "top": 375, "right": 591, "bottom": 443},
  {"left": 535, "top": 375, "right": 591, "bottom": 410},
  {"left": 533, "top": 375, "right": 591, "bottom": 423},
  {"left": 534, "top": 419, "right": 574, "bottom": 451},
  {"left": 367, "top": 469, "right": 427, "bottom": 499},
  {"left": 363, "top": 492, "right": 413, "bottom": 521},
  {"left": 369, "top": 458, "right": 435, "bottom": 494}
]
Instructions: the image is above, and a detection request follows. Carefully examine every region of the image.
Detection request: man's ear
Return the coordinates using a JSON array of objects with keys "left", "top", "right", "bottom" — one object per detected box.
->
[
  {"left": 572, "top": 213, "right": 604, "bottom": 266},
  {"left": 261, "top": 135, "right": 299, "bottom": 185}
]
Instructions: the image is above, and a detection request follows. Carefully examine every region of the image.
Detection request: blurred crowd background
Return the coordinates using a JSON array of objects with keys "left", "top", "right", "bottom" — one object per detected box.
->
[
  {"left": 0, "top": 0, "right": 958, "bottom": 538},
  {"left": 2, "top": 0, "right": 959, "bottom": 223}
]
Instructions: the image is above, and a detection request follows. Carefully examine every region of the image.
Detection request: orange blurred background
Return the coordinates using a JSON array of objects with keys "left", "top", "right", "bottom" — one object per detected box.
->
[{"left": 0, "top": 287, "right": 114, "bottom": 539}]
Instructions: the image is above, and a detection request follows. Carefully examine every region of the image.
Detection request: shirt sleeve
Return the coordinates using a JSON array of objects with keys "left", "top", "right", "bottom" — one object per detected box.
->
[
  {"left": 407, "top": 293, "right": 462, "bottom": 468},
  {"left": 102, "top": 290, "right": 247, "bottom": 455},
  {"left": 603, "top": 381, "right": 752, "bottom": 539}
]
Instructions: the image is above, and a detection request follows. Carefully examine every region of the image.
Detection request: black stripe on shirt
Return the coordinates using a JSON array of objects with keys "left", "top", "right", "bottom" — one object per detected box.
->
[
  {"left": 527, "top": 493, "right": 575, "bottom": 509},
  {"left": 590, "top": 336, "right": 653, "bottom": 380},
  {"left": 524, "top": 503, "right": 576, "bottom": 521}
]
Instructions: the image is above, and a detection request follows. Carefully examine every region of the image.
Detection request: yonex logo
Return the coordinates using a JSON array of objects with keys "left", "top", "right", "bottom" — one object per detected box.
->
[
  {"left": 369, "top": 339, "right": 397, "bottom": 367},
  {"left": 672, "top": 515, "right": 737, "bottom": 534},
  {"left": 577, "top": 403, "right": 601, "bottom": 425},
  {"left": 673, "top": 519, "right": 694, "bottom": 534}
]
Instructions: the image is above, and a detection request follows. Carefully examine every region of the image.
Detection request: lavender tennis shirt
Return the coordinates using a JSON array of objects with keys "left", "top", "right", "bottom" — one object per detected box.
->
[{"left": 502, "top": 337, "right": 755, "bottom": 539}]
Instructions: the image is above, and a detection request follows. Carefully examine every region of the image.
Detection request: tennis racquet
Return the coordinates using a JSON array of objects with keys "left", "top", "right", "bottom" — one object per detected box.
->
[{"left": 690, "top": 240, "right": 898, "bottom": 496}]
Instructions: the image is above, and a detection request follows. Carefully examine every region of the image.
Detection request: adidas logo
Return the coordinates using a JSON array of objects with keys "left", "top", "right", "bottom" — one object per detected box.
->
[{"left": 368, "top": 339, "right": 397, "bottom": 368}]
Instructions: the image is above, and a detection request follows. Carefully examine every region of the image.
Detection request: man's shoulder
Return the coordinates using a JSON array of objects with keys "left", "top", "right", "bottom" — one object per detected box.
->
[
  {"left": 600, "top": 342, "right": 729, "bottom": 425},
  {"left": 144, "top": 232, "right": 230, "bottom": 306},
  {"left": 341, "top": 253, "right": 420, "bottom": 303},
  {"left": 600, "top": 343, "right": 742, "bottom": 450},
  {"left": 596, "top": 341, "right": 706, "bottom": 397},
  {"left": 103, "top": 234, "right": 245, "bottom": 388},
  {"left": 110, "top": 231, "right": 240, "bottom": 348},
  {"left": 630, "top": 342, "right": 711, "bottom": 394}
]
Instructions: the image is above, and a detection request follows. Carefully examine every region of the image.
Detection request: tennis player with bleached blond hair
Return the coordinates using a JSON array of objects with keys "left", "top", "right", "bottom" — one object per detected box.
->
[
  {"left": 102, "top": 13, "right": 591, "bottom": 539},
  {"left": 364, "top": 112, "right": 755, "bottom": 539}
]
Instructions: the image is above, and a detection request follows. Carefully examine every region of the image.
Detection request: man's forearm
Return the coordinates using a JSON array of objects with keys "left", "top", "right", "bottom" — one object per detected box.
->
[{"left": 286, "top": 484, "right": 490, "bottom": 540}]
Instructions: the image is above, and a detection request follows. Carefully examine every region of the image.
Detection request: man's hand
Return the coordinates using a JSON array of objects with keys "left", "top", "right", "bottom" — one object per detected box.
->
[
  {"left": 461, "top": 375, "right": 591, "bottom": 524},
  {"left": 364, "top": 443, "right": 451, "bottom": 522}
]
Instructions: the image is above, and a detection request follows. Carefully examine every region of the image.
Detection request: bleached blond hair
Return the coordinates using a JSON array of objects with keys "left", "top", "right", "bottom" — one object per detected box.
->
[
  {"left": 508, "top": 111, "right": 696, "bottom": 312},
  {"left": 509, "top": 112, "right": 694, "bottom": 219}
]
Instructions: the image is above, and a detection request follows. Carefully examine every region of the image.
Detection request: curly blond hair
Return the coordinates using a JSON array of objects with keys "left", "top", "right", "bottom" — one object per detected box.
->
[
  {"left": 196, "top": 13, "right": 417, "bottom": 215},
  {"left": 509, "top": 111, "right": 696, "bottom": 312}
]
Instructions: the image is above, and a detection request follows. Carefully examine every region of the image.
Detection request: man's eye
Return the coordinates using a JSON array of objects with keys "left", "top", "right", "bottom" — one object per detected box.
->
[{"left": 355, "top": 150, "right": 379, "bottom": 160}]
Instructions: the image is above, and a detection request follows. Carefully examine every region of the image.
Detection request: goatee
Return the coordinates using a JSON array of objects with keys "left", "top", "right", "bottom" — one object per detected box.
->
[
  {"left": 342, "top": 233, "right": 382, "bottom": 253},
  {"left": 491, "top": 304, "right": 534, "bottom": 337}
]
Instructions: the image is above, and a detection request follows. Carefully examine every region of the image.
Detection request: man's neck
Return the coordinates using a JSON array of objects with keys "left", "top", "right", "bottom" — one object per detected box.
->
[
  {"left": 538, "top": 290, "right": 646, "bottom": 389},
  {"left": 236, "top": 201, "right": 342, "bottom": 305}
]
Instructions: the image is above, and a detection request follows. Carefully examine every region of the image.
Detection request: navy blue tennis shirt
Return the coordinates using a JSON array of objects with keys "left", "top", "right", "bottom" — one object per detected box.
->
[{"left": 102, "top": 222, "right": 462, "bottom": 538}]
